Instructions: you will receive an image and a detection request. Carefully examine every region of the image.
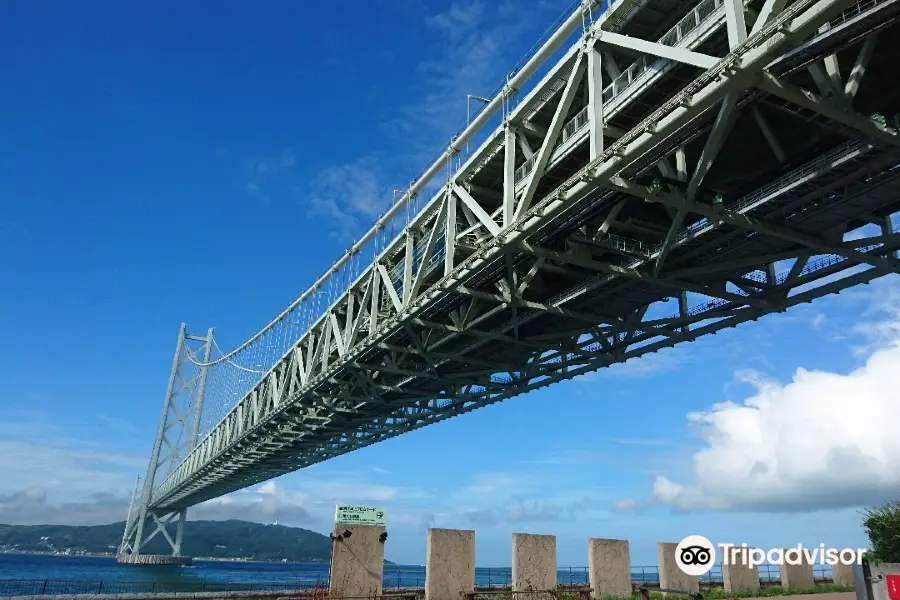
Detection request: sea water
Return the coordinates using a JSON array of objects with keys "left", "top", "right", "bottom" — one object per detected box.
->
[
  {"left": 0, "top": 554, "right": 540, "bottom": 594},
  {"left": 1, "top": 554, "right": 811, "bottom": 595}
]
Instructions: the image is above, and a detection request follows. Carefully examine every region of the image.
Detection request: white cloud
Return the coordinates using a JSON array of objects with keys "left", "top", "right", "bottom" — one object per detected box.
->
[
  {"left": 191, "top": 482, "right": 310, "bottom": 524},
  {"left": 613, "top": 499, "right": 637, "bottom": 511},
  {"left": 455, "top": 472, "right": 526, "bottom": 497},
  {"left": 0, "top": 411, "right": 146, "bottom": 524},
  {"left": 0, "top": 471, "right": 423, "bottom": 530},
  {"left": 243, "top": 148, "right": 297, "bottom": 179},
  {"left": 0, "top": 439, "right": 143, "bottom": 500},
  {"left": 0, "top": 489, "right": 133, "bottom": 526},
  {"left": 464, "top": 508, "right": 500, "bottom": 525},
  {"left": 0, "top": 483, "right": 313, "bottom": 527},
  {"left": 505, "top": 497, "right": 594, "bottom": 523},
  {"left": 302, "top": 157, "right": 393, "bottom": 241},
  {"left": 851, "top": 281, "right": 900, "bottom": 353},
  {"left": 649, "top": 340, "right": 900, "bottom": 512},
  {"left": 300, "top": 0, "right": 561, "bottom": 239},
  {"left": 297, "top": 480, "right": 404, "bottom": 504},
  {"left": 258, "top": 481, "right": 279, "bottom": 495},
  {"left": 0, "top": 409, "right": 428, "bottom": 530},
  {"left": 223, "top": 476, "right": 433, "bottom": 528},
  {"left": 233, "top": 148, "right": 298, "bottom": 205},
  {"left": 455, "top": 495, "right": 607, "bottom": 526},
  {"left": 445, "top": 470, "right": 613, "bottom": 527},
  {"left": 402, "top": 0, "right": 561, "bottom": 147},
  {"left": 96, "top": 413, "right": 139, "bottom": 434}
]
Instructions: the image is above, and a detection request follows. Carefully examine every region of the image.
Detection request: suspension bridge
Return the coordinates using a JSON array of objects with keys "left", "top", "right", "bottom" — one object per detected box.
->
[{"left": 119, "top": 0, "right": 900, "bottom": 563}]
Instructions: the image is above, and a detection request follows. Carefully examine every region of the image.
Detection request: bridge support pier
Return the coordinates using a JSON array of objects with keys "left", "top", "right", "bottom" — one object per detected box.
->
[
  {"left": 329, "top": 524, "right": 386, "bottom": 599},
  {"left": 117, "top": 323, "right": 214, "bottom": 563}
]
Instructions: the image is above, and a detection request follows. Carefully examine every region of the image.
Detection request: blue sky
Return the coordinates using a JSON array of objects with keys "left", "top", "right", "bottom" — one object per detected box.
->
[{"left": 2, "top": 0, "right": 899, "bottom": 568}]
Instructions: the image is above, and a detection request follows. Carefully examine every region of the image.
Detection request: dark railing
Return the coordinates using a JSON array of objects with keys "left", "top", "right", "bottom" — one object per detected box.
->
[
  {"left": 0, "top": 564, "right": 838, "bottom": 596},
  {"left": 382, "top": 567, "right": 595, "bottom": 590},
  {"left": 0, "top": 578, "right": 328, "bottom": 596}
]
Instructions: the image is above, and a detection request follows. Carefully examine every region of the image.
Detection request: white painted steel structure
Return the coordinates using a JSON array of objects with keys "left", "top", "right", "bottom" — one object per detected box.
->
[{"left": 120, "top": 0, "right": 900, "bottom": 559}]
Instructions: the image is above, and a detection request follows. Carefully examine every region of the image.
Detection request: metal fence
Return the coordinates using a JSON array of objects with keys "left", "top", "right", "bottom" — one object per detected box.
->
[
  {"left": 0, "top": 564, "right": 838, "bottom": 596},
  {"left": 0, "top": 578, "right": 330, "bottom": 595},
  {"left": 382, "top": 566, "right": 662, "bottom": 589},
  {"left": 694, "top": 564, "right": 833, "bottom": 585}
]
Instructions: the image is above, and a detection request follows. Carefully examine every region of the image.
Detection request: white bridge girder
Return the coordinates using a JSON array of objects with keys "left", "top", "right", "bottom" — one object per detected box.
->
[{"left": 143, "top": 0, "right": 900, "bottom": 512}]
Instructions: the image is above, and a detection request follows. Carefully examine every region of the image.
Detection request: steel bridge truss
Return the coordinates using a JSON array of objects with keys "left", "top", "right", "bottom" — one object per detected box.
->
[{"left": 148, "top": 0, "right": 900, "bottom": 511}]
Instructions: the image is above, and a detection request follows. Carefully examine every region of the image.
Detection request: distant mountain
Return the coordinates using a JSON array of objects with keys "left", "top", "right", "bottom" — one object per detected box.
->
[{"left": 0, "top": 520, "right": 336, "bottom": 563}]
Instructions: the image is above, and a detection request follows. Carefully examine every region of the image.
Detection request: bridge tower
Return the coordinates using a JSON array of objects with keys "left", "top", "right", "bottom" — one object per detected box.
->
[{"left": 118, "top": 323, "right": 214, "bottom": 565}]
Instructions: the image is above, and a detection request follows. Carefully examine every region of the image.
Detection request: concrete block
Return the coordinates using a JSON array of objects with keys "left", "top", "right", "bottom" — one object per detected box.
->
[
  {"left": 832, "top": 561, "right": 854, "bottom": 587},
  {"left": 722, "top": 548, "right": 760, "bottom": 594},
  {"left": 865, "top": 561, "right": 900, "bottom": 600},
  {"left": 425, "top": 528, "right": 475, "bottom": 600},
  {"left": 780, "top": 548, "right": 815, "bottom": 590},
  {"left": 328, "top": 524, "right": 385, "bottom": 599},
  {"left": 588, "top": 538, "right": 632, "bottom": 599},
  {"left": 512, "top": 533, "right": 557, "bottom": 599},
  {"left": 658, "top": 542, "right": 699, "bottom": 595}
]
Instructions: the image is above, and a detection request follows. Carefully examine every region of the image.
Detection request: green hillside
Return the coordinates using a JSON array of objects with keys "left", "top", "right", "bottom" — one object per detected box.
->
[{"left": 0, "top": 520, "right": 334, "bottom": 562}]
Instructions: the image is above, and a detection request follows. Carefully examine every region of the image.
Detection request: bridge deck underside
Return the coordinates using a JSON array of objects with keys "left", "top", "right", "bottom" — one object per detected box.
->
[{"left": 153, "top": 0, "right": 900, "bottom": 510}]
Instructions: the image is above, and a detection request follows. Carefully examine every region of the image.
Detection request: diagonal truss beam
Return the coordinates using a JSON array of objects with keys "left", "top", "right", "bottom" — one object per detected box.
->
[
  {"left": 516, "top": 241, "right": 770, "bottom": 307},
  {"left": 408, "top": 196, "right": 447, "bottom": 304},
  {"left": 687, "top": 93, "right": 739, "bottom": 199},
  {"left": 598, "top": 30, "right": 720, "bottom": 68},
  {"left": 608, "top": 176, "right": 896, "bottom": 271},
  {"left": 725, "top": 0, "right": 749, "bottom": 48},
  {"left": 751, "top": 106, "right": 787, "bottom": 162},
  {"left": 750, "top": 0, "right": 787, "bottom": 35},
  {"left": 453, "top": 183, "right": 500, "bottom": 235},
  {"left": 758, "top": 74, "right": 900, "bottom": 149},
  {"left": 515, "top": 52, "right": 587, "bottom": 220},
  {"left": 845, "top": 34, "right": 878, "bottom": 102}
]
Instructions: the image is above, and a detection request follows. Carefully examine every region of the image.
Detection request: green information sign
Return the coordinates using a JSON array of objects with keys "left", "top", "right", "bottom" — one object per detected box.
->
[{"left": 334, "top": 504, "right": 386, "bottom": 526}]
